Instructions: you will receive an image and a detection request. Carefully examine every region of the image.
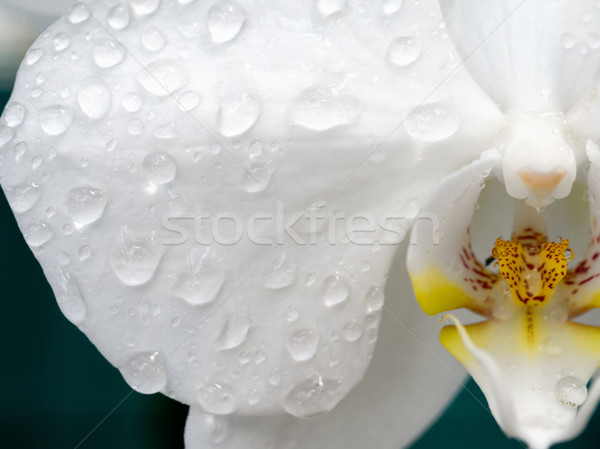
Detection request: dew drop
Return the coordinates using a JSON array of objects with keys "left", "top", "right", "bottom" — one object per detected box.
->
[
  {"left": 78, "top": 245, "right": 92, "bottom": 261},
  {"left": 25, "top": 48, "right": 44, "bottom": 66},
  {"left": 3, "top": 102, "right": 26, "bottom": 127},
  {"left": 173, "top": 251, "right": 224, "bottom": 305},
  {"left": 119, "top": 351, "right": 168, "bottom": 394},
  {"left": 138, "top": 60, "right": 189, "bottom": 96},
  {"left": 388, "top": 35, "right": 421, "bottom": 66},
  {"left": 110, "top": 227, "right": 163, "bottom": 286},
  {"left": 405, "top": 103, "right": 459, "bottom": 142},
  {"left": 121, "top": 92, "right": 143, "bottom": 112},
  {"left": 282, "top": 375, "right": 344, "bottom": 418},
  {"left": 216, "top": 316, "right": 251, "bottom": 350},
  {"left": 40, "top": 105, "right": 73, "bottom": 136},
  {"left": 261, "top": 253, "right": 296, "bottom": 289},
  {"left": 68, "top": 186, "right": 108, "bottom": 227},
  {"left": 365, "top": 286, "right": 384, "bottom": 313},
  {"left": 93, "top": 40, "right": 126, "bottom": 68},
  {"left": 8, "top": 180, "right": 40, "bottom": 213},
  {"left": 542, "top": 335, "right": 563, "bottom": 356},
  {"left": 207, "top": 1, "right": 246, "bottom": 43},
  {"left": 286, "top": 327, "right": 319, "bottom": 362},
  {"left": 67, "top": 2, "right": 91, "bottom": 23},
  {"left": 382, "top": 0, "right": 402, "bottom": 15},
  {"left": 290, "top": 88, "right": 359, "bottom": 131},
  {"left": 57, "top": 271, "right": 87, "bottom": 323},
  {"left": 24, "top": 222, "right": 53, "bottom": 247},
  {"left": 52, "top": 33, "right": 70, "bottom": 52},
  {"left": 0, "top": 126, "right": 13, "bottom": 147},
  {"left": 142, "top": 27, "right": 167, "bottom": 52},
  {"left": 143, "top": 151, "right": 177, "bottom": 184},
  {"left": 322, "top": 273, "right": 349, "bottom": 307},
  {"left": 242, "top": 162, "right": 273, "bottom": 193},
  {"left": 342, "top": 319, "right": 363, "bottom": 342},
  {"left": 202, "top": 414, "right": 228, "bottom": 444},
  {"left": 108, "top": 4, "right": 131, "bottom": 30},
  {"left": 77, "top": 78, "right": 112, "bottom": 120},
  {"left": 317, "top": 0, "right": 345, "bottom": 16},
  {"left": 198, "top": 382, "right": 237, "bottom": 414},
  {"left": 554, "top": 376, "right": 587, "bottom": 407},
  {"left": 562, "top": 33, "right": 576, "bottom": 50},
  {"left": 217, "top": 91, "right": 260, "bottom": 137},
  {"left": 131, "top": 0, "right": 160, "bottom": 16}
]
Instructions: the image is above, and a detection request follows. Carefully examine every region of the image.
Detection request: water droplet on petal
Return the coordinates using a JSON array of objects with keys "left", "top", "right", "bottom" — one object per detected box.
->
[
  {"left": 122, "top": 92, "right": 143, "bottom": 112},
  {"left": 317, "top": 0, "right": 345, "bottom": 16},
  {"left": 8, "top": 180, "right": 40, "bottom": 213},
  {"left": 554, "top": 376, "right": 587, "bottom": 407},
  {"left": 342, "top": 320, "right": 363, "bottom": 342},
  {"left": 40, "top": 105, "right": 73, "bottom": 136},
  {"left": 382, "top": 0, "right": 402, "bottom": 15},
  {"left": 173, "top": 251, "right": 224, "bottom": 305},
  {"left": 26, "top": 48, "right": 44, "bottom": 66},
  {"left": 286, "top": 327, "right": 319, "bottom": 362},
  {"left": 78, "top": 245, "right": 92, "bottom": 261},
  {"left": 179, "top": 91, "right": 201, "bottom": 111},
  {"left": 138, "top": 60, "right": 189, "bottom": 96},
  {"left": 131, "top": 0, "right": 160, "bottom": 16},
  {"left": 282, "top": 375, "right": 344, "bottom": 418},
  {"left": 217, "top": 91, "right": 260, "bottom": 137},
  {"left": 3, "top": 102, "right": 26, "bottom": 127},
  {"left": 67, "top": 2, "right": 90, "bottom": 23},
  {"left": 542, "top": 335, "right": 563, "bottom": 356},
  {"left": 207, "top": 1, "right": 246, "bottom": 43},
  {"left": 198, "top": 382, "right": 237, "bottom": 414},
  {"left": 216, "top": 316, "right": 251, "bottom": 350},
  {"left": 405, "top": 102, "right": 459, "bottom": 142},
  {"left": 57, "top": 271, "right": 87, "bottom": 323},
  {"left": 290, "top": 88, "right": 359, "bottom": 131},
  {"left": 142, "top": 27, "right": 167, "bottom": 52},
  {"left": 108, "top": 5, "right": 131, "bottom": 30},
  {"left": 388, "top": 35, "right": 421, "bottom": 66},
  {"left": 322, "top": 273, "right": 349, "bottom": 307},
  {"left": 365, "top": 286, "right": 384, "bottom": 312},
  {"left": 242, "top": 162, "right": 273, "bottom": 193},
  {"left": 93, "top": 40, "right": 126, "bottom": 68},
  {"left": 261, "top": 253, "right": 296, "bottom": 289},
  {"left": 120, "top": 351, "right": 168, "bottom": 394},
  {"left": 68, "top": 186, "right": 108, "bottom": 227},
  {"left": 143, "top": 151, "right": 176, "bottom": 184},
  {"left": 52, "top": 33, "right": 70, "bottom": 52},
  {"left": 110, "top": 227, "right": 163, "bottom": 286},
  {"left": 77, "top": 78, "right": 112, "bottom": 120},
  {"left": 201, "top": 414, "right": 228, "bottom": 444},
  {"left": 24, "top": 222, "right": 53, "bottom": 247}
]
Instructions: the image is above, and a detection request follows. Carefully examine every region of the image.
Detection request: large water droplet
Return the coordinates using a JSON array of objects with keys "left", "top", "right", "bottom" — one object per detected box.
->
[
  {"left": 24, "top": 222, "right": 53, "bottom": 247},
  {"left": 216, "top": 316, "right": 251, "bottom": 350},
  {"left": 138, "top": 60, "right": 189, "bottom": 96},
  {"left": 388, "top": 35, "right": 421, "bottom": 66},
  {"left": 554, "top": 376, "right": 587, "bottom": 407},
  {"left": 3, "top": 102, "right": 26, "bottom": 127},
  {"left": 131, "top": 0, "right": 160, "bottom": 16},
  {"left": 198, "top": 382, "right": 237, "bottom": 414},
  {"left": 40, "top": 105, "right": 73, "bottom": 136},
  {"left": 119, "top": 351, "right": 168, "bottom": 394},
  {"left": 317, "top": 0, "right": 345, "bottom": 16},
  {"left": 282, "top": 375, "right": 344, "bottom": 418},
  {"left": 322, "top": 273, "right": 349, "bottom": 307},
  {"left": 68, "top": 186, "right": 108, "bottom": 227},
  {"left": 173, "top": 250, "right": 224, "bottom": 305},
  {"left": 207, "top": 2, "right": 246, "bottom": 43},
  {"left": 57, "top": 271, "right": 87, "bottom": 324},
  {"left": 404, "top": 103, "right": 459, "bottom": 142},
  {"left": 142, "top": 27, "right": 167, "bottom": 52},
  {"left": 77, "top": 78, "right": 112, "bottom": 120},
  {"left": 143, "top": 151, "right": 177, "bottom": 185},
  {"left": 242, "top": 162, "right": 273, "bottom": 193},
  {"left": 108, "top": 4, "right": 131, "bottom": 30},
  {"left": 290, "top": 88, "right": 359, "bottom": 131},
  {"left": 9, "top": 180, "right": 40, "bottom": 213},
  {"left": 286, "top": 327, "right": 319, "bottom": 362},
  {"left": 382, "top": 0, "right": 402, "bottom": 15},
  {"left": 67, "top": 2, "right": 91, "bottom": 24},
  {"left": 261, "top": 253, "right": 296, "bottom": 289},
  {"left": 25, "top": 48, "right": 43, "bottom": 66},
  {"left": 110, "top": 227, "right": 163, "bottom": 286},
  {"left": 217, "top": 91, "right": 260, "bottom": 137},
  {"left": 93, "top": 40, "right": 126, "bottom": 68}
]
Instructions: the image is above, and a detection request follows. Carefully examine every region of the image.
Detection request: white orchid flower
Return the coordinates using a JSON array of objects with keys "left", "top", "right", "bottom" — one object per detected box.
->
[{"left": 1, "top": 1, "right": 600, "bottom": 448}]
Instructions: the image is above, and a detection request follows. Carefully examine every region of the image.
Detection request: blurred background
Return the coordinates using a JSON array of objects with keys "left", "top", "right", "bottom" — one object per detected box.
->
[{"left": 0, "top": 2, "right": 599, "bottom": 448}]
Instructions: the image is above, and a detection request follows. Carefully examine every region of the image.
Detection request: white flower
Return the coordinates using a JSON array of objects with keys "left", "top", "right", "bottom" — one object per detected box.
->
[{"left": 1, "top": 1, "right": 600, "bottom": 448}]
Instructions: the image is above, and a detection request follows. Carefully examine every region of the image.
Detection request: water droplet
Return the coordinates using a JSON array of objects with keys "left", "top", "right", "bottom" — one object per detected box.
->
[
  {"left": 382, "top": 0, "right": 402, "bottom": 15},
  {"left": 554, "top": 376, "right": 587, "bottom": 407},
  {"left": 26, "top": 48, "right": 44, "bottom": 66},
  {"left": 365, "top": 286, "right": 384, "bottom": 313},
  {"left": 287, "top": 304, "right": 299, "bottom": 322},
  {"left": 143, "top": 151, "right": 176, "bottom": 185},
  {"left": 242, "top": 162, "right": 273, "bottom": 193},
  {"left": 67, "top": 2, "right": 91, "bottom": 23},
  {"left": 93, "top": 40, "right": 126, "bottom": 68},
  {"left": 322, "top": 273, "right": 349, "bottom": 307},
  {"left": 290, "top": 88, "right": 359, "bottom": 131},
  {"left": 138, "top": 60, "right": 189, "bottom": 96},
  {"left": 110, "top": 227, "right": 163, "bottom": 286},
  {"left": 127, "top": 119, "right": 144, "bottom": 135},
  {"left": 342, "top": 320, "right": 363, "bottom": 342},
  {"left": 173, "top": 250, "right": 224, "bottom": 305},
  {"left": 562, "top": 33, "right": 576, "bottom": 50},
  {"left": 108, "top": 4, "right": 131, "bottom": 30},
  {"left": 68, "top": 186, "right": 108, "bottom": 227},
  {"left": 286, "top": 327, "right": 319, "bottom": 362},
  {"left": 131, "top": 0, "right": 160, "bottom": 16},
  {"left": 78, "top": 245, "right": 92, "bottom": 261},
  {"left": 216, "top": 316, "right": 250, "bottom": 350},
  {"left": 542, "top": 335, "right": 563, "bottom": 356},
  {"left": 24, "top": 222, "right": 53, "bottom": 247},
  {"left": 119, "top": 351, "right": 168, "bottom": 394},
  {"left": 207, "top": 1, "right": 246, "bottom": 43},
  {"left": 388, "top": 35, "right": 421, "bottom": 66},
  {"left": 52, "top": 33, "right": 70, "bottom": 52},
  {"left": 8, "top": 180, "right": 40, "bottom": 213},
  {"left": 282, "top": 375, "right": 344, "bottom": 418},
  {"left": 142, "top": 27, "right": 167, "bottom": 52},
  {"left": 217, "top": 91, "right": 260, "bottom": 137},
  {"left": 77, "top": 78, "right": 112, "bottom": 120},
  {"left": 198, "top": 382, "right": 237, "bottom": 414},
  {"left": 155, "top": 122, "right": 178, "bottom": 139},
  {"left": 317, "top": 0, "right": 345, "bottom": 16},
  {"left": 57, "top": 271, "right": 87, "bottom": 323},
  {"left": 261, "top": 253, "right": 296, "bottom": 289},
  {"left": 405, "top": 103, "right": 459, "bottom": 142},
  {"left": 121, "top": 92, "right": 143, "bottom": 112},
  {"left": 202, "top": 414, "right": 228, "bottom": 444},
  {"left": 3, "top": 102, "right": 26, "bottom": 127},
  {"left": 40, "top": 105, "right": 73, "bottom": 135}
]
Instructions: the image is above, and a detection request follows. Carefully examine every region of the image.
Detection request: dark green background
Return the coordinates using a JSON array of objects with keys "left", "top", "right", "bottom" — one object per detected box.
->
[{"left": 1, "top": 88, "right": 599, "bottom": 449}]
